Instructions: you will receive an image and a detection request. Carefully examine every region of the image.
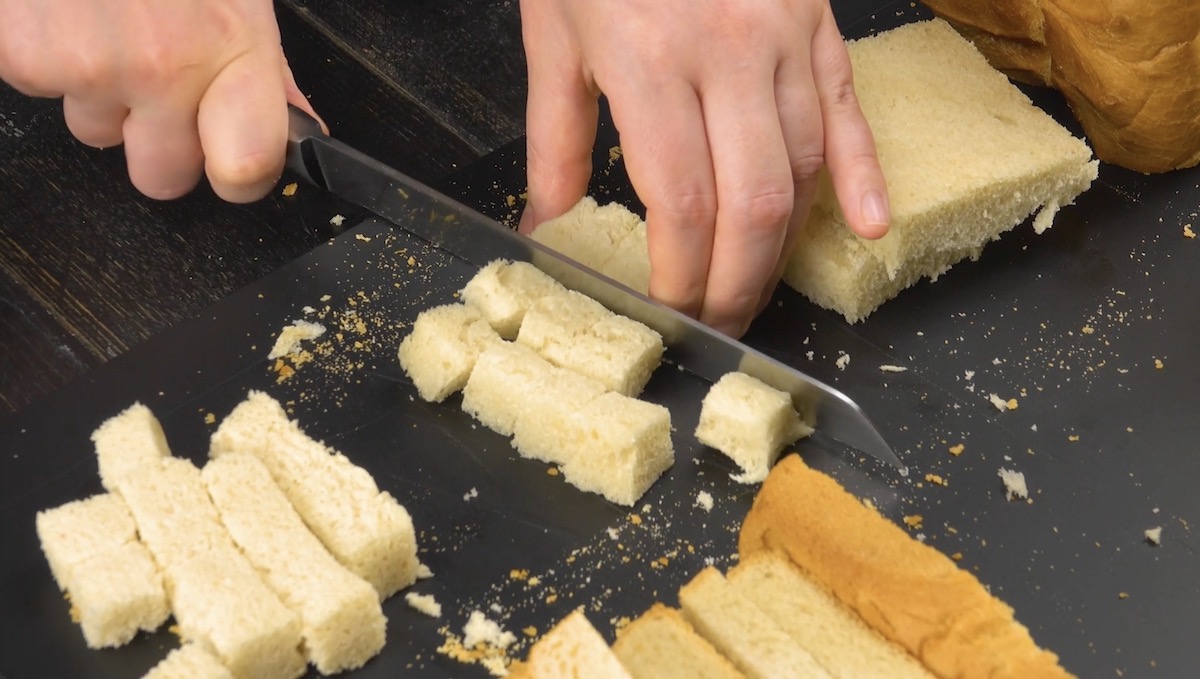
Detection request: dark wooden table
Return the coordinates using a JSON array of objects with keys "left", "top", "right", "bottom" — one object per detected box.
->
[{"left": 0, "top": 0, "right": 529, "bottom": 414}]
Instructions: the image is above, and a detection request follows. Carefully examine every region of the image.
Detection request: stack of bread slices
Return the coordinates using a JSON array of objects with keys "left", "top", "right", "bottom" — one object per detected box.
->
[
  {"left": 507, "top": 454, "right": 1076, "bottom": 679},
  {"left": 35, "top": 393, "right": 421, "bottom": 678}
]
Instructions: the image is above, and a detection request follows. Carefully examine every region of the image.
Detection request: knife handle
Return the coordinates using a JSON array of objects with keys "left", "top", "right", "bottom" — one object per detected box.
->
[{"left": 285, "top": 105, "right": 329, "bottom": 190}]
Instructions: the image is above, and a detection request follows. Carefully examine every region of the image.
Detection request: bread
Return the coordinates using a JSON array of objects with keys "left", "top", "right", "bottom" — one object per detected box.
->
[
  {"left": 726, "top": 551, "right": 935, "bottom": 679},
  {"left": 530, "top": 196, "right": 649, "bottom": 293},
  {"left": 397, "top": 303, "right": 501, "bottom": 402},
  {"left": 35, "top": 494, "right": 168, "bottom": 648},
  {"left": 142, "top": 644, "right": 236, "bottom": 679},
  {"left": 738, "top": 455, "right": 1074, "bottom": 679},
  {"left": 506, "top": 609, "right": 633, "bottom": 679},
  {"left": 460, "top": 259, "right": 567, "bottom": 339},
  {"left": 462, "top": 341, "right": 558, "bottom": 437},
  {"left": 202, "top": 453, "right": 387, "bottom": 674},
  {"left": 784, "top": 18, "right": 1098, "bottom": 322},
  {"left": 558, "top": 391, "right": 674, "bottom": 507},
  {"left": 923, "top": 0, "right": 1200, "bottom": 173},
  {"left": 517, "top": 291, "right": 663, "bottom": 397},
  {"left": 693, "top": 373, "right": 812, "bottom": 484},
  {"left": 677, "top": 567, "right": 832, "bottom": 679},
  {"left": 511, "top": 364, "right": 608, "bottom": 465},
  {"left": 209, "top": 391, "right": 420, "bottom": 598},
  {"left": 90, "top": 402, "right": 170, "bottom": 490},
  {"left": 612, "top": 604, "right": 746, "bottom": 679}
]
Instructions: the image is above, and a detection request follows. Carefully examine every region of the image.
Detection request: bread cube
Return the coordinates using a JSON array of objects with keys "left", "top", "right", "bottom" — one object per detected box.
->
[
  {"left": 115, "top": 457, "right": 233, "bottom": 566},
  {"left": 612, "top": 604, "right": 744, "bottom": 679},
  {"left": 511, "top": 366, "right": 607, "bottom": 465},
  {"left": 91, "top": 402, "right": 171, "bottom": 490},
  {"left": 143, "top": 644, "right": 236, "bottom": 679},
  {"left": 461, "top": 341, "right": 556, "bottom": 437},
  {"left": 203, "top": 453, "right": 386, "bottom": 673},
  {"left": 694, "top": 373, "right": 812, "bottom": 484},
  {"left": 529, "top": 197, "right": 642, "bottom": 272},
  {"left": 461, "top": 260, "right": 566, "bottom": 339},
  {"left": 516, "top": 290, "right": 612, "bottom": 365},
  {"left": 559, "top": 392, "right": 674, "bottom": 506},
  {"left": 397, "top": 303, "right": 501, "bottom": 402},
  {"left": 68, "top": 544, "right": 169, "bottom": 649},
  {"left": 35, "top": 493, "right": 138, "bottom": 588}
]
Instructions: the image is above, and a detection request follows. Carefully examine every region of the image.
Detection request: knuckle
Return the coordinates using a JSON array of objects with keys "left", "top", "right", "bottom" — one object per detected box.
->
[
  {"left": 731, "top": 183, "right": 795, "bottom": 228},
  {"left": 656, "top": 188, "right": 718, "bottom": 224},
  {"left": 789, "top": 152, "right": 827, "bottom": 184}
]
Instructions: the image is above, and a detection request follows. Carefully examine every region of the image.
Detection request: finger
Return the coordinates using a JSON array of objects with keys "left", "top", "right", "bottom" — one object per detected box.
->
[
  {"left": 812, "top": 9, "right": 889, "bottom": 240},
  {"left": 63, "top": 95, "right": 129, "bottom": 149},
  {"left": 198, "top": 47, "right": 289, "bottom": 203},
  {"left": 122, "top": 103, "right": 205, "bottom": 200},
  {"left": 281, "top": 54, "right": 328, "bottom": 134},
  {"left": 519, "top": 8, "right": 597, "bottom": 234},
  {"left": 609, "top": 80, "right": 716, "bottom": 318},
  {"left": 699, "top": 74, "right": 794, "bottom": 336}
]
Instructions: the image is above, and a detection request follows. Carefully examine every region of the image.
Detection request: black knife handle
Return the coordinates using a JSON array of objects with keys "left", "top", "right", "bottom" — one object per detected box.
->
[{"left": 285, "top": 105, "right": 329, "bottom": 190}]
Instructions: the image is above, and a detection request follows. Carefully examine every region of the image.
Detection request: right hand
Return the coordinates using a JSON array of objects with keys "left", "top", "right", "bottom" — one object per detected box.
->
[{"left": 0, "top": 0, "right": 321, "bottom": 202}]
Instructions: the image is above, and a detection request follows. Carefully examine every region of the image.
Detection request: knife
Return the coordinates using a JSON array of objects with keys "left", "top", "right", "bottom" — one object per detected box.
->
[{"left": 284, "top": 106, "right": 905, "bottom": 472}]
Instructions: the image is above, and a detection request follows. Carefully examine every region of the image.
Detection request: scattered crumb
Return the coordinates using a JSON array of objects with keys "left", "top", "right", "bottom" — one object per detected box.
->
[
  {"left": 1068, "top": 434, "right": 1080, "bottom": 442},
  {"left": 694, "top": 490, "right": 714, "bottom": 512},
  {"left": 924, "top": 473, "right": 947, "bottom": 487},
  {"left": 405, "top": 592, "right": 442, "bottom": 618},
  {"left": 948, "top": 443, "right": 965, "bottom": 457},
  {"left": 330, "top": 214, "right": 346, "bottom": 227},
  {"left": 1118, "top": 592, "right": 1130, "bottom": 600},
  {"left": 903, "top": 514, "right": 924, "bottom": 530},
  {"left": 281, "top": 182, "right": 298, "bottom": 196},
  {"left": 628, "top": 514, "right": 642, "bottom": 526},
  {"left": 267, "top": 320, "right": 326, "bottom": 360},
  {"left": 835, "top": 353, "right": 851, "bottom": 371},
  {"left": 1154, "top": 358, "right": 1164, "bottom": 370},
  {"left": 546, "top": 467, "right": 559, "bottom": 477},
  {"left": 1145, "top": 526, "right": 1163, "bottom": 545},
  {"left": 463, "top": 610, "right": 517, "bottom": 650},
  {"left": 463, "top": 487, "right": 479, "bottom": 502},
  {"left": 879, "top": 365, "right": 908, "bottom": 373},
  {"left": 522, "top": 626, "right": 538, "bottom": 638},
  {"left": 1185, "top": 223, "right": 1195, "bottom": 239},
  {"left": 988, "top": 393, "right": 1012, "bottom": 412},
  {"left": 354, "top": 233, "right": 372, "bottom": 243},
  {"left": 416, "top": 563, "right": 434, "bottom": 579},
  {"left": 997, "top": 468, "right": 1028, "bottom": 501},
  {"left": 203, "top": 412, "right": 216, "bottom": 425},
  {"left": 1081, "top": 325, "right": 1095, "bottom": 334},
  {"left": 951, "top": 552, "right": 964, "bottom": 561},
  {"left": 964, "top": 370, "right": 975, "bottom": 380}
]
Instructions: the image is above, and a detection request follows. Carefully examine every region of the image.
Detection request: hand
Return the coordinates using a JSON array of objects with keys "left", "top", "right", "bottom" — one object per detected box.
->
[
  {"left": 0, "top": 0, "right": 321, "bottom": 202},
  {"left": 518, "top": 0, "right": 889, "bottom": 337}
]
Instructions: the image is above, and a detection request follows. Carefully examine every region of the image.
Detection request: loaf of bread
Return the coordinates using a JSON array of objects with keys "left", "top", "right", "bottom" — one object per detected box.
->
[
  {"left": 202, "top": 452, "right": 387, "bottom": 674},
  {"left": 461, "top": 259, "right": 567, "bottom": 339},
  {"left": 726, "top": 550, "right": 935, "bottom": 679},
  {"left": 739, "top": 455, "right": 1074, "bottom": 679},
  {"left": 678, "top": 567, "right": 831, "bottom": 679},
  {"left": 398, "top": 303, "right": 500, "bottom": 402},
  {"left": 694, "top": 373, "right": 812, "bottom": 484},
  {"left": 209, "top": 390, "right": 420, "bottom": 598},
  {"left": 35, "top": 494, "right": 168, "bottom": 648},
  {"left": 91, "top": 402, "right": 170, "bottom": 490},
  {"left": 923, "top": 0, "right": 1200, "bottom": 173},
  {"left": 142, "top": 644, "right": 236, "bottom": 679},
  {"left": 612, "top": 604, "right": 746, "bottom": 679},
  {"left": 506, "top": 609, "right": 633, "bottom": 679}
]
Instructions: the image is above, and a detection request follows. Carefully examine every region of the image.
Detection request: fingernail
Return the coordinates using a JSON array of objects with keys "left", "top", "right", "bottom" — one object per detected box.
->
[{"left": 861, "top": 190, "right": 890, "bottom": 230}]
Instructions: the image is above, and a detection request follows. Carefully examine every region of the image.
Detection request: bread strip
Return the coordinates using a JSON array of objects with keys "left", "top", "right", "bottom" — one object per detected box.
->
[
  {"left": 507, "top": 609, "right": 633, "bottom": 679},
  {"left": 613, "top": 604, "right": 746, "bottom": 679},
  {"left": 460, "top": 259, "right": 567, "bottom": 339},
  {"left": 209, "top": 390, "right": 419, "bottom": 598},
  {"left": 397, "top": 303, "right": 501, "bottom": 402},
  {"left": 202, "top": 453, "right": 387, "bottom": 674},
  {"left": 91, "top": 402, "right": 170, "bottom": 490},
  {"left": 738, "top": 455, "right": 1074, "bottom": 679},
  {"left": 142, "top": 643, "right": 236, "bottom": 679}
]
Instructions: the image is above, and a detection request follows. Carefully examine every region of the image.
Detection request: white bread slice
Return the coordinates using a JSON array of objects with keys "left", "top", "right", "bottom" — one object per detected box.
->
[
  {"left": 529, "top": 197, "right": 643, "bottom": 275},
  {"left": 677, "top": 567, "right": 832, "bottom": 679},
  {"left": 511, "top": 365, "right": 607, "bottom": 465},
  {"left": 726, "top": 551, "right": 935, "bottom": 679},
  {"left": 558, "top": 392, "right": 674, "bottom": 507},
  {"left": 202, "top": 453, "right": 387, "bottom": 674},
  {"left": 142, "top": 643, "right": 235, "bottom": 679},
  {"left": 694, "top": 372, "right": 812, "bottom": 484},
  {"left": 460, "top": 259, "right": 567, "bottom": 339},
  {"left": 91, "top": 402, "right": 170, "bottom": 491},
  {"left": 397, "top": 303, "right": 501, "bottom": 402},
  {"left": 461, "top": 341, "right": 557, "bottom": 437},
  {"left": 783, "top": 18, "right": 1098, "bottom": 322},
  {"left": 36, "top": 494, "right": 169, "bottom": 648},
  {"left": 739, "top": 455, "right": 1075, "bottom": 679},
  {"left": 612, "top": 604, "right": 746, "bottom": 679},
  {"left": 507, "top": 609, "right": 633, "bottom": 679},
  {"left": 209, "top": 391, "right": 419, "bottom": 599}
]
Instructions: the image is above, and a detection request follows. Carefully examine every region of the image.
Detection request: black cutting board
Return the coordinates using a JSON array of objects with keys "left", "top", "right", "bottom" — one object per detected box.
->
[{"left": 3, "top": 2, "right": 1200, "bottom": 678}]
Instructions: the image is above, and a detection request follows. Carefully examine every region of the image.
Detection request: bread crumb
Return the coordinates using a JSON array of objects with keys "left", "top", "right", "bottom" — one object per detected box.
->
[
  {"left": 1118, "top": 592, "right": 1130, "bottom": 600},
  {"left": 1081, "top": 325, "right": 1095, "bottom": 334},
  {"left": 281, "top": 182, "right": 298, "bottom": 196},
  {"left": 964, "top": 370, "right": 975, "bottom": 380},
  {"left": 694, "top": 490, "right": 714, "bottom": 512},
  {"left": 330, "top": 214, "right": 346, "bottom": 227},
  {"left": 1068, "top": 434, "right": 1080, "bottom": 442},
  {"left": 948, "top": 443, "right": 965, "bottom": 456},
  {"left": 951, "top": 552, "right": 964, "bottom": 561},
  {"left": 1184, "top": 223, "right": 1195, "bottom": 238},
  {"left": 354, "top": 233, "right": 371, "bottom": 243},
  {"left": 988, "top": 393, "right": 1012, "bottom": 412},
  {"left": 925, "top": 473, "right": 947, "bottom": 487},
  {"left": 998, "top": 468, "right": 1028, "bottom": 500},
  {"left": 267, "top": 320, "right": 326, "bottom": 360},
  {"left": 203, "top": 412, "right": 216, "bottom": 425},
  {"left": 463, "top": 610, "right": 517, "bottom": 650},
  {"left": 1154, "top": 358, "right": 1164, "bottom": 369},
  {"left": 903, "top": 514, "right": 924, "bottom": 530},
  {"left": 1145, "top": 526, "right": 1163, "bottom": 545},
  {"left": 405, "top": 592, "right": 442, "bottom": 618},
  {"left": 463, "top": 487, "right": 478, "bottom": 502},
  {"left": 628, "top": 514, "right": 642, "bottom": 526},
  {"left": 546, "top": 467, "right": 559, "bottom": 477},
  {"left": 879, "top": 364, "right": 908, "bottom": 373},
  {"left": 522, "top": 626, "right": 538, "bottom": 637},
  {"left": 416, "top": 563, "right": 434, "bottom": 579},
  {"left": 835, "top": 352, "right": 851, "bottom": 370}
]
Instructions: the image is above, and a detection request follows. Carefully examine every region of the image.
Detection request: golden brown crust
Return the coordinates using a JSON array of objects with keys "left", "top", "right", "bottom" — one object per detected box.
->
[
  {"left": 738, "top": 455, "right": 1075, "bottom": 679},
  {"left": 922, "top": 0, "right": 1200, "bottom": 172}
]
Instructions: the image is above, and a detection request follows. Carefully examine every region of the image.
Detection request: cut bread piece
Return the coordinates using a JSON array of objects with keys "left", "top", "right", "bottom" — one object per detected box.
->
[
  {"left": 739, "top": 455, "right": 1075, "bottom": 679},
  {"left": 783, "top": 18, "right": 1098, "bottom": 322},
  {"left": 202, "top": 453, "right": 387, "bottom": 674},
  {"left": 726, "top": 551, "right": 935, "bottom": 679},
  {"left": 677, "top": 567, "right": 832, "bottom": 679},
  {"left": 461, "top": 341, "right": 557, "bottom": 437},
  {"left": 209, "top": 391, "right": 419, "bottom": 599},
  {"left": 36, "top": 494, "right": 169, "bottom": 648},
  {"left": 511, "top": 366, "right": 608, "bottom": 465},
  {"left": 460, "top": 259, "right": 567, "bottom": 339},
  {"left": 558, "top": 392, "right": 674, "bottom": 507},
  {"left": 694, "top": 372, "right": 812, "bottom": 484},
  {"left": 612, "top": 603, "right": 746, "bottom": 679},
  {"left": 142, "top": 644, "right": 236, "bottom": 679},
  {"left": 91, "top": 402, "right": 171, "bottom": 490},
  {"left": 506, "top": 609, "right": 632, "bottom": 679},
  {"left": 528, "top": 197, "right": 643, "bottom": 275},
  {"left": 397, "top": 302, "right": 501, "bottom": 402}
]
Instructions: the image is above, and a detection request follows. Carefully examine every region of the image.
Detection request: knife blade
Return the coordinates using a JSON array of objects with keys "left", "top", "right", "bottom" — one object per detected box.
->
[{"left": 285, "top": 106, "right": 905, "bottom": 472}]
